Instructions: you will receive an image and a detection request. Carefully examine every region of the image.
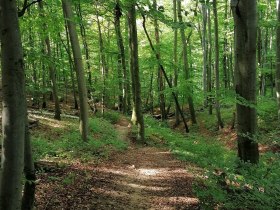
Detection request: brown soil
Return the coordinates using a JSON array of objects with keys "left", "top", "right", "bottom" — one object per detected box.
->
[{"left": 35, "top": 117, "right": 199, "bottom": 210}]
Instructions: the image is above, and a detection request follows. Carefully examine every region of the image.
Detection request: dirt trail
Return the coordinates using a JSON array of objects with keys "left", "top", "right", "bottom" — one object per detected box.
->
[{"left": 35, "top": 117, "right": 199, "bottom": 209}]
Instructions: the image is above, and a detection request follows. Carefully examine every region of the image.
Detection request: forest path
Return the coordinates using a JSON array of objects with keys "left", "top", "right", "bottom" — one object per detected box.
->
[
  {"left": 90, "top": 116, "right": 200, "bottom": 209},
  {"left": 35, "top": 116, "right": 199, "bottom": 209}
]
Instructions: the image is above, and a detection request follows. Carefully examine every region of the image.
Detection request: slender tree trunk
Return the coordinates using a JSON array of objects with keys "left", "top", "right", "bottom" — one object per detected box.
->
[
  {"left": 62, "top": 0, "right": 89, "bottom": 141},
  {"left": 213, "top": 0, "right": 224, "bottom": 129},
  {"left": 39, "top": 1, "right": 61, "bottom": 120},
  {"left": 173, "top": 0, "right": 180, "bottom": 125},
  {"left": 75, "top": 2, "right": 92, "bottom": 98},
  {"left": 202, "top": 2, "right": 208, "bottom": 107},
  {"left": 127, "top": 1, "right": 145, "bottom": 142},
  {"left": 114, "top": 0, "right": 128, "bottom": 113},
  {"left": 0, "top": 0, "right": 26, "bottom": 208},
  {"left": 207, "top": 5, "right": 213, "bottom": 115},
  {"left": 96, "top": 6, "right": 108, "bottom": 114},
  {"left": 232, "top": 0, "right": 259, "bottom": 163},
  {"left": 21, "top": 115, "right": 36, "bottom": 210},
  {"left": 153, "top": 0, "right": 166, "bottom": 120},
  {"left": 139, "top": 6, "right": 190, "bottom": 133},
  {"left": 62, "top": 22, "right": 79, "bottom": 109},
  {"left": 177, "top": 0, "right": 197, "bottom": 124},
  {"left": 223, "top": 0, "right": 230, "bottom": 89},
  {"left": 276, "top": 1, "right": 280, "bottom": 119}
]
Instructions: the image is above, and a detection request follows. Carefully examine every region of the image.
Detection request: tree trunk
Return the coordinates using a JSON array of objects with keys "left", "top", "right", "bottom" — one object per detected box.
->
[
  {"left": 207, "top": 5, "right": 213, "bottom": 115},
  {"left": 153, "top": 0, "right": 166, "bottom": 121},
  {"left": 139, "top": 6, "right": 190, "bottom": 133},
  {"left": 177, "top": 0, "right": 197, "bottom": 124},
  {"left": 96, "top": 6, "right": 108, "bottom": 114},
  {"left": 202, "top": 2, "right": 208, "bottom": 107},
  {"left": 173, "top": 0, "right": 180, "bottom": 126},
  {"left": 0, "top": 0, "right": 26, "bottom": 208},
  {"left": 114, "top": 0, "right": 128, "bottom": 113},
  {"left": 232, "top": 0, "right": 259, "bottom": 163},
  {"left": 21, "top": 115, "right": 36, "bottom": 210},
  {"left": 62, "top": 22, "right": 79, "bottom": 110},
  {"left": 276, "top": 1, "right": 280, "bottom": 119},
  {"left": 76, "top": 2, "right": 93, "bottom": 99},
  {"left": 127, "top": 1, "right": 145, "bottom": 142},
  {"left": 39, "top": 1, "right": 61, "bottom": 120},
  {"left": 62, "top": 0, "right": 89, "bottom": 141},
  {"left": 213, "top": 0, "right": 224, "bottom": 129}
]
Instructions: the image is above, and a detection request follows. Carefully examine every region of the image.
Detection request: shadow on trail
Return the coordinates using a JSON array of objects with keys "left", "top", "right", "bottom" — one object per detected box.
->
[{"left": 35, "top": 117, "right": 200, "bottom": 209}]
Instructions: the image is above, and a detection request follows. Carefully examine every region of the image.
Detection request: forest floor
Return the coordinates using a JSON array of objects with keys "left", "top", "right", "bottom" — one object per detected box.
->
[{"left": 35, "top": 116, "right": 200, "bottom": 209}]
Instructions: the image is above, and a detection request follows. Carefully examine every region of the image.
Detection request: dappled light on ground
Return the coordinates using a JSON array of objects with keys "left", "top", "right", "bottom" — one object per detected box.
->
[{"left": 34, "top": 117, "right": 200, "bottom": 209}]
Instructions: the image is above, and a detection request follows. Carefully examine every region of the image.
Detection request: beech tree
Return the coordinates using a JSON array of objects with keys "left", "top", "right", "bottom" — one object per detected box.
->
[
  {"left": 232, "top": 0, "right": 259, "bottom": 163},
  {"left": 62, "top": 0, "right": 89, "bottom": 141},
  {"left": 276, "top": 1, "right": 280, "bottom": 119},
  {"left": 0, "top": 0, "right": 26, "bottom": 208},
  {"left": 127, "top": 0, "right": 145, "bottom": 142}
]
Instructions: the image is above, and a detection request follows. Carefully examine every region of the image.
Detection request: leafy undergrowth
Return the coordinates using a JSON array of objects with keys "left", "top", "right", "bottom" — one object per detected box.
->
[
  {"left": 31, "top": 112, "right": 127, "bottom": 162},
  {"left": 145, "top": 102, "right": 280, "bottom": 210}
]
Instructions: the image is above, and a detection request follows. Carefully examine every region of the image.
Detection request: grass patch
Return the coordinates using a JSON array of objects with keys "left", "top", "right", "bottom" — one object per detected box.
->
[
  {"left": 32, "top": 117, "right": 127, "bottom": 162},
  {"left": 145, "top": 116, "right": 235, "bottom": 168},
  {"left": 95, "top": 110, "right": 121, "bottom": 124}
]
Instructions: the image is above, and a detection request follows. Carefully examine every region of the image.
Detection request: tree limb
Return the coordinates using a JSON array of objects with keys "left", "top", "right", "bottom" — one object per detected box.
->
[{"left": 18, "top": 0, "right": 43, "bottom": 17}]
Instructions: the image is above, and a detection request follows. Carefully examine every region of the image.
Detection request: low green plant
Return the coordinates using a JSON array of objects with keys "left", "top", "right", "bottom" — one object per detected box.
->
[
  {"left": 32, "top": 117, "right": 127, "bottom": 161},
  {"left": 95, "top": 110, "right": 121, "bottom": 124},
  {"left": 195, "top": 153, "right": 280, "bottom": 209}
]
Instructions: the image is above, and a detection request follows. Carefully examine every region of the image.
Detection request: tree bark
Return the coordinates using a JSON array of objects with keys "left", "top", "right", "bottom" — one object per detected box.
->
[
  {"left": 139, "top": 6, "right": 190, "bottom": 133},
  {"left": 177, "top": 0, "right": 197, "bottom": 124},
  {"left": 62, "top": 0, "right": 89, "bottom": 141},
  {"left": 213, "top": 0, "right": 224, "bottom": 129},
  {"left": 207, "top": 5, "right": 213, "bottom": 115},
  {"left": 276, "top": 1, "right": 280, "bottom": 119},
  {"left": 21, "top": 115, "right": 36, "bottom": 210},
  {"left": 75, "top": 2, "right": 93, "bottom": 98},
  {"left": 232, "top": 0, "right": 259, "bottom": 163},
  {"left": 39, "top": 1, "right": 61, "bottom": 120},
  {"left": 173, "top": 0, "right": 180, "bottom": 126},
  {"left": 0, "top": 0, "right": 26, "bottom": 208},
  {"left": 153, "top": 0, "right": 166, "bottom": 121},
  {"left": 114, "top": 0, "right": 128, "bottom": 113},
  {"left": 127, "top": 1, "right": 145, "bottom": 142}
]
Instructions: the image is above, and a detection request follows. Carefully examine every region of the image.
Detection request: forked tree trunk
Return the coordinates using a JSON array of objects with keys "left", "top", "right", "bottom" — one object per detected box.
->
[
  {"left": 127, "top": 1, "right": 145, "bottom": 142},
  {"left": 0, "top": 0, "right": 26, "bottom": 208},
  {"left": 62, "top": 0, "right": 89, "bottom": 141},
  {"left": 232, "top": 0, "right": 259, "bottom": 163}
]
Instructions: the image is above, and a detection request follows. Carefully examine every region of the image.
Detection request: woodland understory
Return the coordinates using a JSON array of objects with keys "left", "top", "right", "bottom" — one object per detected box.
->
[{"left": 0, "top": 0, "right": 280, "bottom": 209}]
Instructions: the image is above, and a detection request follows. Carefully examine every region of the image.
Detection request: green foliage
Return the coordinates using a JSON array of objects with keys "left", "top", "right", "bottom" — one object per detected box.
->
[
  {"left": 144, "top": 103, "right": 280, "bottom": 209},
  {"left": 95, "top": 110, "right": 121, "bottom": 124},
  {"left": 145, "top": 116, "right": 234, "bottom": 168},
  {"left": 195, "top": 154, "right": 280, "bottom": 209}
]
